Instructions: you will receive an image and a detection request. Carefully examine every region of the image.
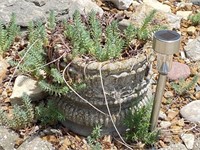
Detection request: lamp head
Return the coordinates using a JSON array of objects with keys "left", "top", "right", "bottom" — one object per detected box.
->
[
  {"left": 153, "top": 30, "right": 181, "bottom": 74},
  {"left": 153, "top": 30, "right": 181, "bottom": 55}
]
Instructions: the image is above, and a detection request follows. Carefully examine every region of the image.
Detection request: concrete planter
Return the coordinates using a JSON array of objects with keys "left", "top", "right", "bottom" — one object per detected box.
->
[{"left": 57, "top": 46, "right": 153, "bottom": 136}]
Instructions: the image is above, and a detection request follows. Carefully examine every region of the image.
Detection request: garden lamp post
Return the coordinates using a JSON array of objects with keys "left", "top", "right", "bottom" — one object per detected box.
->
[{"left": 149, "top": 30, "right": 181, "bottom": 131}]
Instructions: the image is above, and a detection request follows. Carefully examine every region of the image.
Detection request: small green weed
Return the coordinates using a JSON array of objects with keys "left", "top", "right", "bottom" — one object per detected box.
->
[
  {"left": 124, "top": 102, "right": 159, "bottom": 146},
  {"left": 0, "top": 93, "right": 34, "bottom": 130},
  {"left": 188, "top": 12, "right": 200, "bottom": 25},
  {"left": 35, "top": 99, "right": 66, "bottom": 126},
  {"left": 171, "top": 75, "right": 199, "bottom": 95},
  {"left": 87, "top": 125, "right": 102, "bottom": 150},
  {"left": 0, "top": 13, "right": 20, "bottom": 56},
  {"left": 0, "top": 94, "right": 65, "bottom": 130}
]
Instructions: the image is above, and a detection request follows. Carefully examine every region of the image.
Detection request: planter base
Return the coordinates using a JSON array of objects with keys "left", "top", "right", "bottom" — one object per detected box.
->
[
  {"left": 62, "top": 119, "right": 126, "bottom": 136},
  {"left": 58, "top": 91, "right": 152, "bottom": 136}
]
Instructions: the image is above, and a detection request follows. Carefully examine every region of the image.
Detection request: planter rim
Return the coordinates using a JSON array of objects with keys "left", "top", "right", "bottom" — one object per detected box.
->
[{"left": 71, "top": 51, "right": 151, "bottom": 72}]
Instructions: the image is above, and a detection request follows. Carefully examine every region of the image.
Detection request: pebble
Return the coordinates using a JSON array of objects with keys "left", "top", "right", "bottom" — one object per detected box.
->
[
  {"left": 167, "top": 109, "right": 179, "bottom": 120},
  {"left": 159, "top": 110, "right": 167, "bottom": 120},
  {"left": 164, "top": 91, "right": 174, "bottom": 98},
  {"left": 180, "top": 100, "right": 200, "bottom": 122},
  {"left": 160, "top": 121, "right": 171, "bottom": 129},
  {"left": 195, "top": 91, "right": 200, "bottom": 99},
  {"left": 160, "top": 143, "right": 187, "bottom": 150},
  {"left": 193, "top": 137, "right": 200, "bottom": 150},
  {"left": 143, "top": 0, "right": 171, "bottom": 13},
  {"left": 181, "top": 133, "right": 195, "bottom": 149},
  {"left": 177, "top": 119, "right": 185, "bottom": 127},
  {"left": 187, "top": 26, "right": 196, "bottom": 35},
  {"left": 167, "top": 62, "right": 191, "bottom": 80},
  {"left": 176, "top": 11, "right": 193, "bottom": 20}
]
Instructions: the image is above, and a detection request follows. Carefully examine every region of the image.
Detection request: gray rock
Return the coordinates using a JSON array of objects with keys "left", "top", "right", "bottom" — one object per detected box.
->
[
  {"left": 0, "top": 126, "right": 19, "bottom": 150},
  {"left": 195, "top": 85, "right": 200, "bottom": 92},
  {"left": 0, "top": 0, "right": 45, "bottom": 27},
  {"left": 25, "top": 0, "right": 46, "bottom": 6},
  {"left": 10, "top": 75, "right": 45, "bottom": 105},
  {"left": 193, "top": 137, "right": 200, "bottom": 150},
  {"left": 185, "top": 36, "right": 200, "bottom": 62},
  {"left": 165, "top": 12, "right": 182, "bottom": 29},
  {"left": 176, "top": 11, "right": 193, "bottom": 20},
  {"left": 143, "top": 0, "right": 171, "bottom": 13},
  {"left": 190, "top": 0, "right": 200, "bottom": 6},
  {"left": 181, "top": 133, "right": 195, "bottom": 149},
  {"left": 0, "top": 0, "right": 103, "bottom": 27},
  {"left": 105, "top": 0, "right": 133, "bottom": 10},
  {"left": 180, "top": 100, "right": 200, "bottom": 123},
  {"left": 17, "top": 137, "right": 55, "bottom": 150},
  {"left": 167, "top": 62, "right": 191, "bottom": 80},
  {"left": 67, "top": 0, "right": 103, "bottom": 18},
  {"left": 159, "top": 143, "right": 187, "bottom": 150},
  {"left": 129, "top": 4, "right": 181, "bottom": 30}
]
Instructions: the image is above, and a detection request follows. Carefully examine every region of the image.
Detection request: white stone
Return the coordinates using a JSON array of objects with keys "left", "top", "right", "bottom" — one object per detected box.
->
[
  {"left": 181, "top": 133, "right": 195, "bottom": 149},
  {"left": 184, "top": 36, "right": 200, "bottom": 61},
  {"left": 10, "top": 75, "right": 45, "bottom": 105},
  {"left": 159, "top": 110, "right": 167, "bottom": 120},
  {"left": 180, "top": 50, "right": 186, "bottom": 59},
  {"left": 68, "top": 0, "right": 104, "bottom": 17},
  {"left": 160, "top": 121, "right": 171, "bottom": 129},
  {"left": 180, "top": 100, "right": 200, "bottom": 123},
  {"left": 165, "top": 12, "right": 182, "bottom": 29},
  {"left": 143, "top": 0, "right": 171, "bottom": 13},
  {"left": 105, "top": 0, "right": 133, "bottom": 10},
  {"left": 187, "top": 26, "right": 196, "bottom": 35},
  {"left": 176, "top": 11, "right": 192, "bottom": 20}
]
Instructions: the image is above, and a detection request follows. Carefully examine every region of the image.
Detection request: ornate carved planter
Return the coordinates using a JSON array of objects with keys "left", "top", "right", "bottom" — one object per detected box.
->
[{"left": 57, "top": 47, "right": 153, "bottom": 136}]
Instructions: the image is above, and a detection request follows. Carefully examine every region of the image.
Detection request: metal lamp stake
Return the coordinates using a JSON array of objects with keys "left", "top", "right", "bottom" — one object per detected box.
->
[{"left": 149, "top": 30, "right": 181, "bottom": 131}]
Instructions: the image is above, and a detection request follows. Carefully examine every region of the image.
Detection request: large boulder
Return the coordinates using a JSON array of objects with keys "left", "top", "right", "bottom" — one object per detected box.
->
[{"left": 0, "top": 0, "right": 103, "bottom": 27}]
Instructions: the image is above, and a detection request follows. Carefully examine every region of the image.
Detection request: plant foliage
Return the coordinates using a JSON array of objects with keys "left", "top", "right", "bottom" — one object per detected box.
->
[
  {"left": 171, "top": 75, "right": 199, "bottom": 95},
  {"left": 188, "top": 12, "right": 200, "bottom": 25},
  {"left": 87, "top": 125, "right": 102, "bottom": 150},
  {"left": 0, "top": 93, "right": 34, "bottom": 130},
  {"left": 47, "top": 10, "right": 56, "bottom": 30},
  {"left": 35, "top": 99, "right": 66, "bottom": 126},
  {"left": 64, "top": 10, "right": 163, "bottom": 61},
  {"left": 0, "top": 13, "right": 20, "bottom": 56},
  {"left": 124, "top": 101, "right": 159, "bottom": 146}
]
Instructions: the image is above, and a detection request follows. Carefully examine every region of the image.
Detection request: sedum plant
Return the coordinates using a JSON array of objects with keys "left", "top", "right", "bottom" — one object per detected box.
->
[
  {"left": 0, "top": 13, "right": 20, "bottom": 56},
  {"left": 124, "top": 101, "right": 159, "bottom": 146},
  {"left": 0, "top": 93, "right": 34, "bottom": 130},
  {"left": 171, "top": 75, "right": 199, "bottom": 95},
  {"left": 64, "top": 10, "right": 165, "bottom": 62},
  {"left": 188, "top": 12, "right": 200, "bottom": 25},
  {"left": 87, "top": 125, "right": 102, "bottom": 150},
  {"left": 0, "top": 94, "right": 65, "bottom": 130}
]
